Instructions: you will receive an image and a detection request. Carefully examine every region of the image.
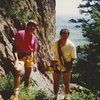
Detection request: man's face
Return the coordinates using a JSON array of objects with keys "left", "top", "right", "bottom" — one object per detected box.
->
[
  {"left": 61, "top": 32, "right": 69, "bottom": 42},
  {"left": 28, "top": 25, "right": 37, "bottom": 33}
]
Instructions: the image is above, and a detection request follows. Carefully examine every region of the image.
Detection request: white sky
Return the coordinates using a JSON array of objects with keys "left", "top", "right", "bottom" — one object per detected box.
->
[{"left": 56, "top": 0, "right": 82, "bottom": 17}]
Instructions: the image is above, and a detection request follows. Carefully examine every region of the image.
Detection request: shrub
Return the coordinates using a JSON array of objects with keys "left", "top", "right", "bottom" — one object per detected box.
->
[
  {"left": 19, "top": 86, "right": 52, "bottom": 100},
  {"left": 0, "top": 72, "right": 14, "bottom": 92},
  {"left": 70, "top": 90, "right": 100, "bottom": 100},
  {"left": 34, "top": 89, "right": 50, "bottom": 100}
]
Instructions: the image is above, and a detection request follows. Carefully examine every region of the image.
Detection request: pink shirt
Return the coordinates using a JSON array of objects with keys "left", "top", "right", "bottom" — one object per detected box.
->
[{"left": 15, "top": 30, "right": 36, "bottom": 53}]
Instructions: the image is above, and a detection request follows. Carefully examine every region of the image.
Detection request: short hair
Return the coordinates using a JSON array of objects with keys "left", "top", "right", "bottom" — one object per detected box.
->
[
  {"left": 27, "top": 20, "right": 38, "bottom": 27},
  {"left": 60, "top": 28, "right": 70, "bottom": 36}
]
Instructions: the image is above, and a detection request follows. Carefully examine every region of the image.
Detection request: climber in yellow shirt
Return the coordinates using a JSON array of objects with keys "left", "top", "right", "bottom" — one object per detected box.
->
[{"left": 52, "top": 28, "right": 77, "bottom": 100}]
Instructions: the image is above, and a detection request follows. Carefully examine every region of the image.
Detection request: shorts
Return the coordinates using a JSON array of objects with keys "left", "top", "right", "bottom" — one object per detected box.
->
[
  {"left": 54, "top": 64, "right": 72, "bottom": 74},
  {"left": 18, "top": 52, "right": 32, "bottom": 59},
  {"left": 18, "top": 52, "right": 33, "bottom": 68}
]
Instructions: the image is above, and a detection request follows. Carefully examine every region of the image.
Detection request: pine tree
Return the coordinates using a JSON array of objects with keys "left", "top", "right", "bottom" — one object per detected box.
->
[{"left": 74, "top": 0, "right": 100, "bottom": 90}]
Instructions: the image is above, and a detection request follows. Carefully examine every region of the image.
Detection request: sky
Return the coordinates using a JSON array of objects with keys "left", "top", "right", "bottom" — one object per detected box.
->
[{"left": 56, "top": 0, "right": 82, "bottom": 17}]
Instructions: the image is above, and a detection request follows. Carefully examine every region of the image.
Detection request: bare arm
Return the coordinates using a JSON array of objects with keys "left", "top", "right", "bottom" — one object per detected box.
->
[{"left": 32, "top": 51, "right": 37, "bottom": 64}]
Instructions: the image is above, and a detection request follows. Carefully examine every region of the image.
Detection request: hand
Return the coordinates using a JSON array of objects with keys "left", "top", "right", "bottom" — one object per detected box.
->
[
  {"left": 33, "top": 63, "right": 37, "bottom": 72},
  {"left": 14, "top": 61, "right": 24, "bottom": 71},
  {"left": 50, "top": 60, "right": 58, "bottom": 67}
]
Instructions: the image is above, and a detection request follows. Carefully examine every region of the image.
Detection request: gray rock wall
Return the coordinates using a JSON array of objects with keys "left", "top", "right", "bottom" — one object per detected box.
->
[{"left": 0, "top": 0, "right": 56, "bottom": 76}]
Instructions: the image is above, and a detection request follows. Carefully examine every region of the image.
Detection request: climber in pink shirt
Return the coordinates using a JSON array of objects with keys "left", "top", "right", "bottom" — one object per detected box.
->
[{"left": 11, "top": 20, "right": 38, "bottom": 100}]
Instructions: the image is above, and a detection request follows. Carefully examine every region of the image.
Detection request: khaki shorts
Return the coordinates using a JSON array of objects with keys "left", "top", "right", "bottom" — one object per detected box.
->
[{"left": 18, "top": 52, "right": 33, "bottom": 68}]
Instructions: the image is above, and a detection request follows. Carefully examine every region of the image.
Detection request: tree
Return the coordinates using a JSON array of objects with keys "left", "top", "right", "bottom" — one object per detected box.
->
[{"left": 73, "top": 0, "right": 100, "bottom": 91}]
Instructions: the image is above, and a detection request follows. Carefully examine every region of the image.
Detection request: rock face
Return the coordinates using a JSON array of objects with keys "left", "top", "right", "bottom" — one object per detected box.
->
[{"left": 0, "top": 0, "right": 56, "bottom": 75}]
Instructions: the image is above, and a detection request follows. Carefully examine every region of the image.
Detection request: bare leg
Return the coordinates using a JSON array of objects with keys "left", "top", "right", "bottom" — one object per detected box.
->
[
  {"left": 14, "top": 70, "right": 21, "bottom": 90},
  {"left": 24, "top": 66, "right": 32, "bottom": 87},
  {"left": 53, "top": 72, "right": 60, "bottom": 95},
  {"left": 11, "top": 70, "right": 21, "bottom": 100},
  {"left": 62, "top": 71, "right": 71, "bottom": 95}
]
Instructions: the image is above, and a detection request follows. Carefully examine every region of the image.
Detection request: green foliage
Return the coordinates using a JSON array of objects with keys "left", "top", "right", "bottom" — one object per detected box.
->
[
  {"left": 0, "top": 0, "right": 36, "bottom": 24},
  {"left": 19, "top": 85, "right": 52, "bottom": 100},
  {"left": 20, "top": 87, "right": 99, "bottom": 100},
  {"left": 34, "top": 89, "right": 50, "bottom": 100},
  {"left": 74, "top": 44, "right": 100, "bottom": 90},
  {"left": 70, "top": 90, "right": 100, "bottom": 100},
  {"left": 11, "top": 0, "right": 36, "bottom": 22},
  {"left": 19, "top": 86, "right": 35, "bottom": 100},
  {"left": 72, "top": 0, "right": 100, "bottom": 91},
  {"left": 0, "top": 72, "right": 99, "bottom": 100},
  {"left": 0, "top": 72, "right": 14, "bottom": 91},
  {"left": 0, "top": 72, "right": 52, "bottom": 100}
]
